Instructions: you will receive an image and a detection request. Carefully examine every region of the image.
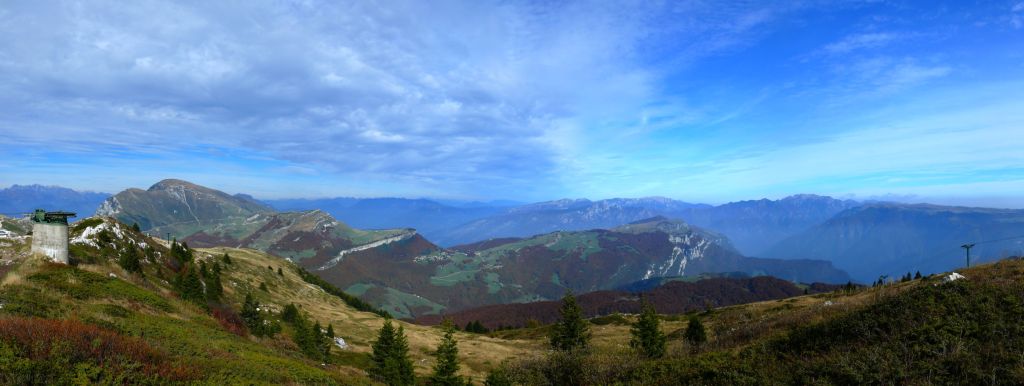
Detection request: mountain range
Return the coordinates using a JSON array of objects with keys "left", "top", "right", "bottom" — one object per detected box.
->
[
  {"left": 13, "top": 180, "right": 1024, "bottom": 287},
  {"left": 88, "top": 180, "right": 850, "bottom": 318},
  {"left": 764, "top": 203, "right": 1024, "bottom": 282},
  {"left": 0, "top": 184, "right": 110, "bottom": 220}
]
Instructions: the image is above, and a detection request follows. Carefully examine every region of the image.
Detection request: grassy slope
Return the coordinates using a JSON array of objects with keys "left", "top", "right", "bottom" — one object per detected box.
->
[
  {"left": 490, "top": 258, "right": 1024, "bottom": 385},
  {"left": 0, "top": 219, "right": 537, "bottom": 383}
]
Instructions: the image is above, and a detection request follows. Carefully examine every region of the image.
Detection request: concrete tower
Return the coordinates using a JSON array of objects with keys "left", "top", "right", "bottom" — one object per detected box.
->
[{"left": 29, "top": 209, "right": 76, "bottom": 264}]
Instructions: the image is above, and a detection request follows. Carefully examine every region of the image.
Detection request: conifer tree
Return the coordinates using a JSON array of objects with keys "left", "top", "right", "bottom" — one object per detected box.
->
[
  {"left": 550, "top": 291, "right": 590, "bottom": 352},
  {"left": 914, "top": 271, "right": 923, "bottom": 279},
  {"left": 278, "top": 267, "right": 284, "bottom": 276},
  {"left": 204, "top": 266, "right": 223, "bottom": 302},
  {"left": 282, "top": 303, "right": 299, "bottom": 323},
  {"left": 371, "top": 319, "right": 415, "bottom": 385},
  {"left": 241, "top": 293, "right": 265, "bottom": 337},
  {"left": 389, "top": 326, "right": 415, "bottom": 385},
  {"left": 430, "top": 319, "right": 467, "bottom": 386},
  {"left": 118, "top": 246, "right": 142, "bottom": 274},
  {"left": 131, "top": 222, "right": 141, "bottom": 232},
  {"left": 144, "top": 244, "right": 157, "bottom": 264},
  {"left": 630, "top": 300, "right": 666, "bottom": 358},
  {"left": 685, "top": 315, "right": 707, "bottom": 347},
  {"left": 371, "top": 319, "right": 397, "bottom": 380},
  {"left": 175, "top": 264, "right": 205, "bottom": 305},
  {"left": 221, "top": 253, "right": 232, "bottom": 265}
]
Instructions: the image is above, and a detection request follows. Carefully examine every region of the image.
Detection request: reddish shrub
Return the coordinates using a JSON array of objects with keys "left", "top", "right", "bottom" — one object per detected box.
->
[
  {"left": 211, "top": 305, "right": 248, "bottom": 336},
  {"left": 0, "top": 317, "right": 196, "bottom": 381}
]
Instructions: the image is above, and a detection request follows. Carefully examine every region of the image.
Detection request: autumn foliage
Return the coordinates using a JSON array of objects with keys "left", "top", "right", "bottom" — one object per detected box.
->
[{"left": 0, "top": 317, "right": 196, "bottom": 383}]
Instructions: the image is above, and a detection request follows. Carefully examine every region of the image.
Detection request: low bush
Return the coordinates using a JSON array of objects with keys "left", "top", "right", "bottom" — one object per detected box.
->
[{"left": 0, "top": 317, "right": 196, "bottom": 384}]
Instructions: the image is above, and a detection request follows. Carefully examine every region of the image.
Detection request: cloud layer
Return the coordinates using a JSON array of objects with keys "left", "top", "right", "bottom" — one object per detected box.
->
[{"left": 0, "top": 1, "right": 1022, "bottom": 204}]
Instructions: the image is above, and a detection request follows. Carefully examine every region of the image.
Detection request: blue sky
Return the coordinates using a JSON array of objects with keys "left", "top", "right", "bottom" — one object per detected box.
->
[{"left": 1, "top": 1, "right": 1022, "bottom": 206}]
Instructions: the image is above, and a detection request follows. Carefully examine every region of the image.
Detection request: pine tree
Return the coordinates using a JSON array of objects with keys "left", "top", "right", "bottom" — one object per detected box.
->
[
  {"left": 685, "top": 315, "right": 707, "bottom": 347},
  {"left": 430, "top": 319, "right": 467, "bottom": 386},
  {"left": 389, "top": 326, "right": 415, "bottom": 385},
  {"left": 550, "top": 291, "right": 590, "bottom": 352},
  {"left": 131, "top": 222, "right": 141, "bottom": 232},
  {"left": 259, "top": 282, "right": 269, "bottom": 292},
  {"left": 371, "top": 319, "right": 397, "bottom": 381},
  {"left": 118, "top": 246, "right": 142, "bottom": 274},
  {"left": 221, "top": 253, "right": 232, "bottom": 265},
  {"left": 175, "top": 264, "right": 205, "bottom": 305},
  {"left": 629, "top": 300, "right": 666, "bottom": 358},
  {"left": 144, "top": 245, "right": 157, "bottom": 264},
  {"left": 204, "top": 265, "right": 223, "bottom": 302},
  {"left": 914, "top": 271, "right": 923, "bottom": 279},
  {"left": 371, "top": 319, "right": 415, "bottom": 385},
  {"left": 282, "top": 303, "right": 299, "bottom": 323},
  {"left": 241, "top": 293, "right": 264, "bottom": 337}
]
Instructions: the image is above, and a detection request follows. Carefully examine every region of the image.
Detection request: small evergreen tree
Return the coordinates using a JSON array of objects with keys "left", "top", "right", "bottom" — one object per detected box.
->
[
  {"left": 430, "top": 319, "right": 467, "bottom": 386},
  {"left": 277, "top": 267, "right": 284, "bottom": 276},
  {"left": 118, "top": 246, "right": 142, "bottom": 274},
  {"left": 282, "top": 303, "right": 299, "bottom": 323},
  {"left": 915, "top": 271, "right": 923, "bottom": 279},
  {"left": 389, "top": 326, "right": 415, "bottom": 385},
  {"left": 685, "top": 315, "right": 707, "bottom": 347},
  {"left": 629, "top": 300, "right": 666, "bottom": 358},
  {"left": 204, "top": 265, "right": 223, "bottom": 302},
  {"left": 371, "top": 319, "right": 415, "bottom": 385},
  {"left": 131, "top": 222, "right": 141, "bottom": 232},
  {"left": 221, "top": 253, "right": 232, "bottom": 265},
  {"left": 371, "top": 319, "right": 397, "bottom": 380},
  {"left": 143, "top": 245, "right": 157, "bottom": 264},
  {"left": 550, "top": 291, "right": 590, "bottom": 352},
  {"left": 175, "top": 264, "right": 205, "bottom": 305},
  {"left": 259, "top": 282, "right": 269, "bottom": 292},
  {"left": 240, "top": 293, "right": 277, "bottom": 337}
]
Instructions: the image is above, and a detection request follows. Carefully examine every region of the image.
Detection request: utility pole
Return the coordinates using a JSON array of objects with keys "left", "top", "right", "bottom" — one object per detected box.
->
[{"left": 961, "top": 243, "right": 976, "bottom": 268}]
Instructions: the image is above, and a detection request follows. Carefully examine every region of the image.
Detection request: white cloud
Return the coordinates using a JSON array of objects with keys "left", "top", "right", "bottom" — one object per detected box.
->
[
  {"left": 0, "top": 0, "right": 799, "bottom": 198},
  {"left": 824, "top": 32, "right": 902, "bottom": 54}
]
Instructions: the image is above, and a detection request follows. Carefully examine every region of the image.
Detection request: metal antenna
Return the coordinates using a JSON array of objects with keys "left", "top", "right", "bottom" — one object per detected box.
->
[{"left": 961, "top": 243, "right": 976, "bottom": 268}]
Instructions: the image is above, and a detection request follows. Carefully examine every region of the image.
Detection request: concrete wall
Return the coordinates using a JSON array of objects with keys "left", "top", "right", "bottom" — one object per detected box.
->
[{"left": 31, "top": 222, "right": 69, "bottom": 264}]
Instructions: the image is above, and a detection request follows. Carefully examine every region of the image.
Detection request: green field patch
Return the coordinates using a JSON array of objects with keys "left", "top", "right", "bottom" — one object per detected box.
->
[
  {"left": 370, "top": 286, "right": 446, "bottom": 319},
  {"left": 345, "top": 282, "right": 373, "bottom": 296},
  {"left": 484, "top": 272, "right": 502, "bottom": 294}
]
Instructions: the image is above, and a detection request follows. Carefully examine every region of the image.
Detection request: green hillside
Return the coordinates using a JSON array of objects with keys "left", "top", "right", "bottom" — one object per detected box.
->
[
  {"left": 488, "top": 257, "right": 1024, "bottom": 385},
  {"left": 0, "top": 217, "right": 535, "bottom": 384}
]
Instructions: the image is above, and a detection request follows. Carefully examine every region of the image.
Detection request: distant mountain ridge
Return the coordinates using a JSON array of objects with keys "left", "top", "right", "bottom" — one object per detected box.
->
[
  {"left": 762, "top": 203, "right": 1024, "bottom": 282},
  {"left": 264, "top": 197, "right": 506, "bottom": 241},
  {"left": 93, "top": 182, "right": 851, "bottom": 319},
  {"left": 318, "top": 216, "right": 849, "bottom": 318},
  {"left": 0, "top": 184, "right": 110, "bottom": 220},
  {"left": 431, "top": 194, "right": 859, "bottom": 254}
]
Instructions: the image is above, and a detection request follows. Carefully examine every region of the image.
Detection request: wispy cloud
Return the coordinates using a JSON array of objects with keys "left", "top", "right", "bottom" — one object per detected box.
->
[
  {"left": 0, "top": 1, "right": 1019, "bottom": 204},
  {"left": 824, "top": 32, "right": 903, "bottom": 54}
]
